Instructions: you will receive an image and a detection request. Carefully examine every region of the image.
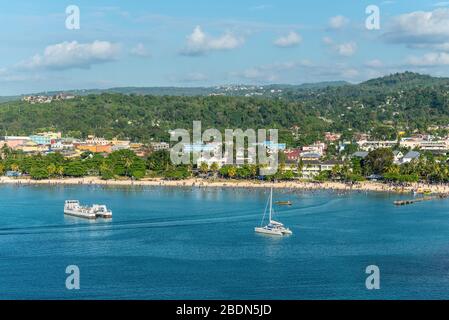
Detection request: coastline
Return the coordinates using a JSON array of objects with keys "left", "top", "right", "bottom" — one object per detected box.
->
[{"left": 1, "top": 176, "right": 448, "bottom": 195}]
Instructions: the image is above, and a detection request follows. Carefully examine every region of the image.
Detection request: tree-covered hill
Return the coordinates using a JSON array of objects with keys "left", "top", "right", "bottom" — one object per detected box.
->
[{"left": 2, "top": 72, "right": 449, "bottom": 146}]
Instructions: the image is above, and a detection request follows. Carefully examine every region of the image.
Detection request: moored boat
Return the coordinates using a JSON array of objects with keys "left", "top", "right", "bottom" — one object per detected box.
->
[
  {"left": 255, "top": 188, "right": 293, "bottom": 237},
  {"left": 275, "top": 201, "right": 292, "bottom": 206},
  {"left": 64, "top": 200, "right": 112, "bottom": 219}
]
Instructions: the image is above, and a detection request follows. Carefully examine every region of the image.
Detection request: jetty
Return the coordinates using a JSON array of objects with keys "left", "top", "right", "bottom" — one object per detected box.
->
[{"left": 394, "top": 194, "right": 449, "bottom": 206}]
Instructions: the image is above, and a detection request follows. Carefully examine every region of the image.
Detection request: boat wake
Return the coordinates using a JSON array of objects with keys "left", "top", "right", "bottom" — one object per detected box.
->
[{"left": 0, "top": 211, "right": 263, "bottom": 236}]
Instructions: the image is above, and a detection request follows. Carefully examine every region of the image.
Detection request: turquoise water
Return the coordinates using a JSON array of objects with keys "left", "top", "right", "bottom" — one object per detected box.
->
[{"left": 1, "top": 184, "right": 449, "bottom": 299}]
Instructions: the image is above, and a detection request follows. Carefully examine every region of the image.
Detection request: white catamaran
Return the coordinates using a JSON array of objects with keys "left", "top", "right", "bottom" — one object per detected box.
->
[
  {"left": 255, "top": 188, "right": 293, "bottom": 236},
  {"left": 64, "top": 200, "right": 112, "bottom": 219}
]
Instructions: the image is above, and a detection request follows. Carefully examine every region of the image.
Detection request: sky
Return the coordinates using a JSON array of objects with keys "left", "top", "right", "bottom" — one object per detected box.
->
[{"left": 1, "top": 0, "right": 449, "bottom": 95}]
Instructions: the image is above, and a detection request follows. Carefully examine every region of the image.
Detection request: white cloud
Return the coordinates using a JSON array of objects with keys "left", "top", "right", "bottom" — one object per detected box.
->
[
  {"left": 322, "top": 36, "right": 333, "bottom": 45},
  {"left": 384, "top": 9, "right": 449, "bottom": 46},
  {"left": 130, "top": 43, "right": 151, "bottom": 57},
  {"left": 181, "top": 26, "right": 244, "bottom": 56},
  {"left": 231, "top": 60, "right": 368, "bottom": 84},
  {"left": 274, "top": 31, "right": 302, "bottom": 48},
  {"left": 365, "top": 59, "right": 384, "bottom": 68},
  {"left": 336, "top": 42, "right": 357, "bottom": 56},
  {"left": 323, "top": 38, "right": 357, "bottom": 57},
  {"left": 18, "top": 41, "right": 120, "bottom": 70},
  {"left": 407, "top": 52, "right": 449, "bottom": 66},
  {"left": 328, "top": 15, "right": 349, "bottom": 30}
]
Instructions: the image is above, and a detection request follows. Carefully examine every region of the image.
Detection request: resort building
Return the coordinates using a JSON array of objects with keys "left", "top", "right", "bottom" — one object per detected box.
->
[
  {"left": 302, "top": 142, "right": 326, "bottom": 156},
  {"left": 300, "top": 152, "right": 321, "bottom": 161},
  {"left": 357, "top": 140, "right": 398, "bottom": 151},
  {"left": 301, "top": 160, "right": 343, "bottom": 178},
  {"left": 16, "top": 141, "right": 49, "bottom": 154},
  {"left": 1, "top": 136, "right": 31, "bottom": 149},
  {"left": 150, "top": 142, "right": 170, "bottom": 151},
  {"left": 29, "top": 135, "right": 53, "bottom": 146},
  {"left": 111, "top": 138, "right": 131, "bottom": 147},
  {"left": 85, "top": 135, "right": 110, "bottom": 146},
  {"left": 76, "top": 144, "right": 112, "bottom": 154}
]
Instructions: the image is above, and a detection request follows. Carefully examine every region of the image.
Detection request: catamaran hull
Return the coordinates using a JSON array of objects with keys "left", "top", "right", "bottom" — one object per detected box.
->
[
  {"left": 64, "top": 210, "right": 96, "bottom": 219},
  {"left": 96, "top": 212, "right": 112, "bottom": 218},
  {"left": 254, "top": 227, "right": 283, "bottom": 236}
]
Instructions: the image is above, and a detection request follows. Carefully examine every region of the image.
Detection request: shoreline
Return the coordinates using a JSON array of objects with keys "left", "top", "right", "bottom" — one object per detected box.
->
[{"left": 1, "top": 177, "right": 448, "bottom": 195}]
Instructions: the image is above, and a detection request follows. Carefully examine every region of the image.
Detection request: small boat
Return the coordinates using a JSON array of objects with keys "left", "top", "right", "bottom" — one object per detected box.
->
[
  {"left": 255, "top": 188, "right": 292, "bottom": 236},
  {"left": 275, "top": 201, "right": 292, "bottom": 206}
]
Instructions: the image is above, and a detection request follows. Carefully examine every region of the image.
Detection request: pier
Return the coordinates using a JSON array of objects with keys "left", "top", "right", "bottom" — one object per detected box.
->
[{"left": 394, "top": 194, "right": 449, "bottom": 206}]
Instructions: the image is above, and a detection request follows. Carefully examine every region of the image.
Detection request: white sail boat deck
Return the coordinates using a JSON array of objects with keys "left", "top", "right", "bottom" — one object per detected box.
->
[{"left": 255, "top": 188, "right": 293, "bottom": 236}]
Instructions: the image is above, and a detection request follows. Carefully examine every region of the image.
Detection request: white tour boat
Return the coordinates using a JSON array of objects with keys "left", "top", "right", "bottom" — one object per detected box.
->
[{"left": 64, "top": 200, "right": 112, "bottom": 219}]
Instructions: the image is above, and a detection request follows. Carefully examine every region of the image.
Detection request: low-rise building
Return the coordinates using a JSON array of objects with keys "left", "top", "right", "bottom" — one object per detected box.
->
[
  {"left": 301, "top": 160, "right": 343, "bottom": 178},
  {"left": 325, "top": 132, "right": 342, "bottom": 142},
  {"left": 393, "top": 150, "right": 404, "bottom": 164},
  {"left": 76, "top": 144, "right": 112, "bottom": 154},
  {"left": 357, "top": 140, "right": 397, "bottom": 151},
  {"left": 150, "top": 142, "right": 170, "bottom": 152},
  {"left": 352, "top": 151, "right": 369, "bottom": 159},
  {"left": 300, "top": 152, "right": 321, "bottom": 161},
  {"left": 1, "top": 136, "right": 31, "bottom": 149},
  {"left": 85, "top": 135, "right": 110, "bottom": 146},
  {"left": 402, "top": 151, "right": 420, "bottom": 164},
  {"left": 302, "top": 142, "right": 326, "bottom": 156},
  {"left": 284, "top": 148, "right": 301, "bottom": 162},
  {"left": 16, "top": 141, "right": 49, "bottom": 154}
]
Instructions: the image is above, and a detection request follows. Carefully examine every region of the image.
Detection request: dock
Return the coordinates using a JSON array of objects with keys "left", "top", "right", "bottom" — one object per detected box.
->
[{"left": 394, "top": 194, "right": 449, "bottom": 206}]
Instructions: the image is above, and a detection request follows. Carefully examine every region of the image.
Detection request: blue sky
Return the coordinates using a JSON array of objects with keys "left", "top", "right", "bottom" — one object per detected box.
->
[{"left": 1, "top": 0, "right": 449, "bottom": 95}]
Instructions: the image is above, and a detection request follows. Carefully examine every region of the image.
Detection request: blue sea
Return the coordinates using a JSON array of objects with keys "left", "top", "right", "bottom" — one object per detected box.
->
[{"left": 1, "top": 184, "right": 449, "bottom": 300}]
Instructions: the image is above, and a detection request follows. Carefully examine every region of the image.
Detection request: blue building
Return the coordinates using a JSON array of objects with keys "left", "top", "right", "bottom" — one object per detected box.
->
[{"left": 29, "top": 135, "right": 52, "bottom": 145}]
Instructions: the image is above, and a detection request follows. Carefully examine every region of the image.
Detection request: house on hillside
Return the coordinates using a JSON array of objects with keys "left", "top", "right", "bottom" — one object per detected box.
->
[
  {"left": 351, "top": 151, "right": 368, "bottom": 159},
  {"left": 393, "top": 150, "right": 404, "bottom": 164},
  {"left": 402, "top": 151, "right": 420, "bottom": 164}
]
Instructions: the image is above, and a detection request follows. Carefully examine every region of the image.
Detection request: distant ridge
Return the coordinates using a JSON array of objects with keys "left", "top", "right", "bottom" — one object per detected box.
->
[
  {"left": 360, "top": 71, "right": 449, "bottom": 90},
  {"left": 0, "top": 81, "right": 351, "bottom": 101},
  {"left": 2, "top": 72, "right": 449, "bottom": 101}
]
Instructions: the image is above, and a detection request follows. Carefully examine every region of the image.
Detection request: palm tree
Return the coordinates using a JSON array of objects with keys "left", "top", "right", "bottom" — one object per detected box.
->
[
  {"left": 210, "top": 162, "right": 219, "bottom": 175},
  {"left": 123, "top": 157, "right": 134, "bottom": 177},
  {"left": 249, "top": 165, "right": 258, "bottom": 179},
  {"left": 228, "top": 166, "right": 237, "bottom": 179},
  {"left": 11, "top": 163, "right": 19, "bottom": 172},
  {"left": 199, "top": 162, "right": 209, "bottom": 174},
  {"left": 57, "top": 166, "right": 64, "bottom": 178},
  {"left": 47, "top": 163, "right": 57, "bottom": 177},
  {"left": 297, "top": 159, "right": 304, "bottom": 175},
  {"left": 386, "top": 164, "right": 400, "bottom": 175}
]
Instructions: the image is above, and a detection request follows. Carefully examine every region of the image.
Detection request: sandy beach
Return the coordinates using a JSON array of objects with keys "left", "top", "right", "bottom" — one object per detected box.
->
[{"left": 1, "top": 176, "right": 449, "bottom": 195}]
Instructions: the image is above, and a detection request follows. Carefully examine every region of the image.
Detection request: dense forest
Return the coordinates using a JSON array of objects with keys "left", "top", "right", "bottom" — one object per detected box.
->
[{"left": 2, "top": 72, "right": 449, "bottom": 147}]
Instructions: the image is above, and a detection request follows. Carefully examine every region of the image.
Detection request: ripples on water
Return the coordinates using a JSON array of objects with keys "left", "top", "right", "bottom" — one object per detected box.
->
[{"left": 0, "top": 184, "right": 449, "bottom": 299}]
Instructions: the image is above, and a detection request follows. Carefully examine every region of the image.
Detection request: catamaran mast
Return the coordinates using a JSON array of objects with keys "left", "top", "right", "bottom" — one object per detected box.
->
[{"left": 269, "top": 187, "right": 273, "bottom": 222}]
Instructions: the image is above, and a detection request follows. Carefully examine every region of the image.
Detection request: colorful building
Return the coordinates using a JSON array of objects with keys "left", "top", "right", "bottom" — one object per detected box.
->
[{"left": 76, "top": 144, "right": 112, "bottom": 154}]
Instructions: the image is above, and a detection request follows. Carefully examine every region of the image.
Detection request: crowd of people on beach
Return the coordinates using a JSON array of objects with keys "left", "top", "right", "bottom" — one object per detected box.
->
[{"left": 2, "top": 176, "right": 449, "bottom": 196}]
